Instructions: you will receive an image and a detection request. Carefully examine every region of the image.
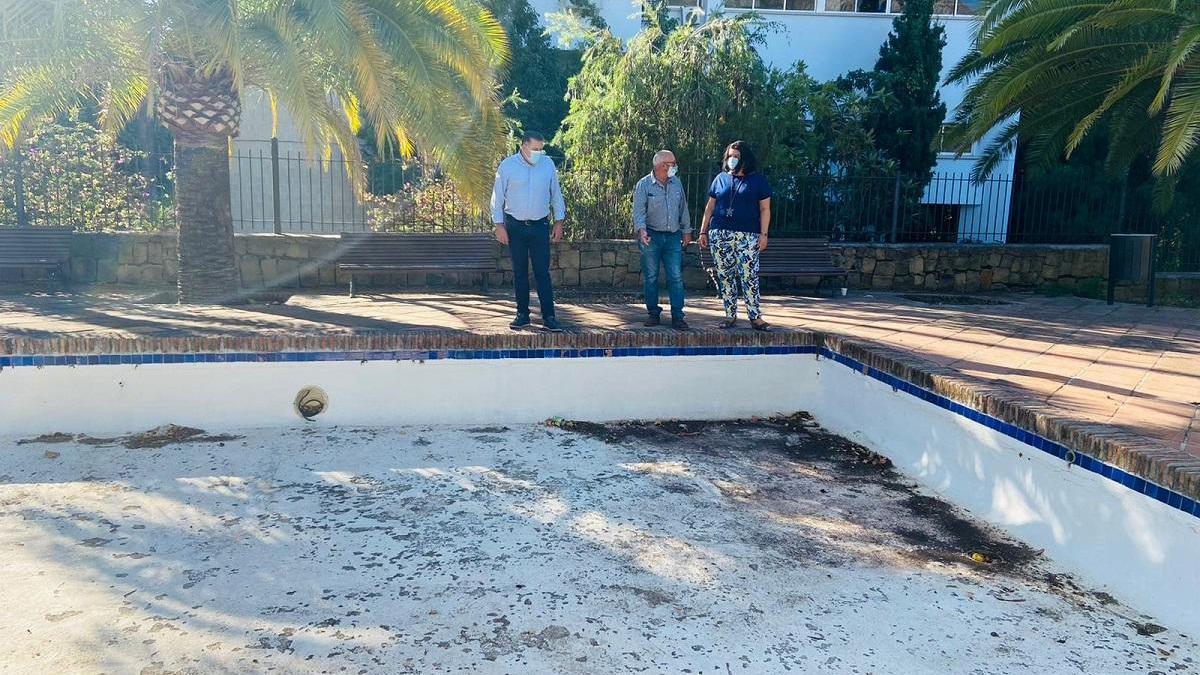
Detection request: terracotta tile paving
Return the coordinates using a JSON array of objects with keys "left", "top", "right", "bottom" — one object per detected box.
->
[{"left": 1, "top": 288, "right": 1198, "bottom": 482}]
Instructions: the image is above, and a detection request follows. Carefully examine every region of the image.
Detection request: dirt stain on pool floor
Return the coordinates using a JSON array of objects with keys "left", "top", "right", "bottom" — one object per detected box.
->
[
  {"left": 0, "top": 417, "right": 1195, "bottom": 674},
  {"left": 19, "top": 423, "right": 242, "bottom": 450},
  {"left": 557, "top": 414, "right": 1041, "bottom": 577}
]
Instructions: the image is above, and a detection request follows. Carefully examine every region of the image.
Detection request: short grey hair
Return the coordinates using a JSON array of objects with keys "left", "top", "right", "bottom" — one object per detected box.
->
[{"left": 652, "top": 150, "right": 675, "bottom": 167}]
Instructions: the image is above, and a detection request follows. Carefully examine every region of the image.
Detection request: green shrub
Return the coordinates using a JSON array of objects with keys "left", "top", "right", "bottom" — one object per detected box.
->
[{"left": 0, "top": 120, "right": 170, "bottom": 232}]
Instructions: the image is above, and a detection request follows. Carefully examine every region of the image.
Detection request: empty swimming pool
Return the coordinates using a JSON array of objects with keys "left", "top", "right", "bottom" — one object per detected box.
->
[{"left": 1, "top": 337, "right": 1198, "bottom": 673}]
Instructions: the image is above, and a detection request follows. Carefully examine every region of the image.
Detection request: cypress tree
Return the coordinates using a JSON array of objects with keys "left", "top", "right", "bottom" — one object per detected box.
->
[{"left": 872, "top": 0, "right": 948, "bottom": 186}]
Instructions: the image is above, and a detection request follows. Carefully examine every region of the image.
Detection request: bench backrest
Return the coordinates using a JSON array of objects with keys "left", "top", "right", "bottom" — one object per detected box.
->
[
  {"left": 0, "top": 228, "right": 73, "bottom": 265},
  {"left": 700, "top": 237, "right": 840, "bottom": 272},
  {"left": 339, "top": 233, "right": 495, "bottom": 268}
]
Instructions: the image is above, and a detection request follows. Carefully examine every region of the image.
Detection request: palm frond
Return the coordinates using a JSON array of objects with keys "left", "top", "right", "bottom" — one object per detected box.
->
[
  {"left": 969, "top": 120, "right": 1020, "bottom": 181},
  {"left": 0, "top": 63, "right": 89, "bottom": 148},
  {"left": 99, "top": 71, "right": 151, "bottom": 138},
  {"left": 1066, "top": 48, "right": 1166, "bottom": 153},
  {"left": 1104, "top": 94, "right": 1158, "bottom": 174},
  {"left": 0, "top": 0, "right": 529, "bottom": 204},
  {"left": 1151, "top": 23, "right": 1200, "bottom": 113},
  {"left": 951, "top": 0, "right": 1200, "bottom": 183},
  {"left": 986, "top": 0, "right": 1105, "bottom": 53},
  {"left": 976, "top": 0, "right": 1032, "bottom": 41},
  {"left": 1155, "top": 64, "right": 1200, "bottom": 173},
  {"left": 971, "top": 131, "right": 1019, "bottom": 180}
]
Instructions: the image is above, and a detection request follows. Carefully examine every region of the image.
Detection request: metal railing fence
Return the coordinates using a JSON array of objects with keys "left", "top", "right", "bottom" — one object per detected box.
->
[{"left": 1, "top": 141, "right": 1195, "bottom": 272}]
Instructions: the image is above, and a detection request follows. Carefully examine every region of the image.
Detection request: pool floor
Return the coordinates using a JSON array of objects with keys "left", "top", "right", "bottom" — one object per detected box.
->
[{"left": 0, "top": 418, "right": 1194, "bottom": 674}]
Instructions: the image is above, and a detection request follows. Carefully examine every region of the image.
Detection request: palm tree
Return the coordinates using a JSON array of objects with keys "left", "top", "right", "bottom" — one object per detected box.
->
[
  {"left": 947, "top": 0, "right": 1198, "bottom": 186},
  {"left": 0, "top": 0, "right": 509, "bottom": 303}
]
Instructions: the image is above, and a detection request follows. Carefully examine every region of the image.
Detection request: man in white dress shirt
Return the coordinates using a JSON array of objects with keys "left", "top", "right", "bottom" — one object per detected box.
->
[{"left": 490, "top": 131, "right": 566, "bottom": 331}]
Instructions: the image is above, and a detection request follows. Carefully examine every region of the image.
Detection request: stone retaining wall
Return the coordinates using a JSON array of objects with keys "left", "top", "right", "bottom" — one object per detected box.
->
[
  {"left": 5, "top": 232, "right": 1195, "bottom": 303},
  {"left": 830, "top": 243, "right": 1109, "bottom": 293}
]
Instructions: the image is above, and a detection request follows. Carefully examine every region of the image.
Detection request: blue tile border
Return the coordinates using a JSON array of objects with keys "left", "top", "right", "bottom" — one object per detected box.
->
[
  {"left": 815, "top": 346, "right": 1199, "bottom": 522},
  {"left": 0, "top": 344, "right": 818, "bottom": 369},
  {"left": 1, "top": 340, "right": 1194, "bottom": 521}
]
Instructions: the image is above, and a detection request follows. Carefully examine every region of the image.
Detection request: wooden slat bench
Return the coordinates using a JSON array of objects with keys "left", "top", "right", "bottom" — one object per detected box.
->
[
  {"left": 338, "top": 232, "right": 497, "bottom": 297},
  {"left": 0, "top": 228, "right": 72, "bottom": 281},
  {"left": 699, "top": 236, "right": 847, "bottom": 296}
]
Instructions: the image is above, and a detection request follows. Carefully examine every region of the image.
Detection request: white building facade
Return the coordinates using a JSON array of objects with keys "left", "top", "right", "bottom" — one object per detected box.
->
[{"left": 531, "top": 0, "right": 1014, "bottom": 241}]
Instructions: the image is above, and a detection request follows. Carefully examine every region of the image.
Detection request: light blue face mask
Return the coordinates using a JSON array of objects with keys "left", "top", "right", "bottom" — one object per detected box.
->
[
  {"left": 727, "top": 156, "right": 740, "bottom": 171},
  {"left": 529, "top": 149, "right": 546, "bottom": 163}
]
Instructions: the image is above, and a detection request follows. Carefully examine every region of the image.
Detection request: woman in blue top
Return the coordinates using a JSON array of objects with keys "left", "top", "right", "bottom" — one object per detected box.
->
[{"left": 698, "top": 140, "right": 772, "bottom": 330}]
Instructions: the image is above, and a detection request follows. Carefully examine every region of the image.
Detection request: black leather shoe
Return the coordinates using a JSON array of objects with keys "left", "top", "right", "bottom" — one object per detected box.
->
[
  {"left": 671, "top": 318, "right": 690, "bottom": 331},
  {"left": 643, "top": 314, "right": 661, "bottom": 327},
  {"left": 509, "top": 315, "right": 531, "bottom": 329},
  {"left": 541, "top": 317, "right": 564, "bottom": 332}
]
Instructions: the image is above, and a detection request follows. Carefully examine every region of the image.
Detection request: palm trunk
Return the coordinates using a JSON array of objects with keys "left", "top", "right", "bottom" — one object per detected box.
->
[{"left": 175, "top": 139, "right": 239, "bottom": 304}]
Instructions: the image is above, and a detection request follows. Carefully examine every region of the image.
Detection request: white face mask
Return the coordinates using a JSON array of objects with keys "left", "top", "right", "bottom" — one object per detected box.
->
[
  {"left": 667, "top": 166, "right": 678, "bottom": 178},
  {"left": 727, "top": 156, "right": 740, "bottom": 171},
  {"left": 528, "top": 149, "right": 545, "bottom": 163}
]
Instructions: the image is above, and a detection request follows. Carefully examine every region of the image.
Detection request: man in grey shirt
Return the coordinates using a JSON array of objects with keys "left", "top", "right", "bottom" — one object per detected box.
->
[
  {"left": 633, "top": 150, "right": 692, "bottom": 330},
  {"left": 491, "top": 131, "right": 566, "bottom": 331}
]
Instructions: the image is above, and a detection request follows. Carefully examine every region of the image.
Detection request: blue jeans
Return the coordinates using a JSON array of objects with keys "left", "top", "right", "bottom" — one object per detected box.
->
[
  {"left": 506, "top": 216, "right": 555, "bottom": 320},
  {"left": 640, "top": 230, "right": 685, "bottom": 321}
]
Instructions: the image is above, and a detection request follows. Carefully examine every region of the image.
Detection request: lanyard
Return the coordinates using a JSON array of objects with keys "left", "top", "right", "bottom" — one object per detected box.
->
[{"left": 723, "top": 174, "right": 743, "bottom": 219}]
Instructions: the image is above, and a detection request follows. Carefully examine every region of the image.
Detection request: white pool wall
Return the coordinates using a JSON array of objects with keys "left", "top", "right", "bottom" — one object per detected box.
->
[
  {"left": 808, "top": 361, "right": 1200, "bottom": 638},
  {"left": 0, "top": 355, "right": 816, "bottom": 434}
]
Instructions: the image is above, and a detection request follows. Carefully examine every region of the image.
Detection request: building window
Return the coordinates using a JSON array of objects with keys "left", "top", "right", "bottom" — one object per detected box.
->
[
  {"left": 726, "top": 0, "right": 973, "bottom": 12},
  {"left": 953, "top": 0, "right": 980, "bottom": 15},
  {"left": 826, "top": 0, "right": 900, "bottom": 13},
  {"left": 723, "top": 0, "right": 815, "bottom": 10},
  {"left": 883, "top": 0, "right": 972, "bottom": 14}
]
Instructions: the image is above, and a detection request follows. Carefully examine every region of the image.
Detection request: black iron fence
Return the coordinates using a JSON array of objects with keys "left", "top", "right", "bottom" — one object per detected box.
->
[
  {"left": 1, "top": 141, "right": 1197, "bottom": 272},
  {"left": 561, "top": 169, "right": 1195, "bottom": 270},
  {"left": 0, "top": 144, "right": 173, "bottom": 231},
  {"left": 231, "top": 140, "right": 368, "bottom": 233}
]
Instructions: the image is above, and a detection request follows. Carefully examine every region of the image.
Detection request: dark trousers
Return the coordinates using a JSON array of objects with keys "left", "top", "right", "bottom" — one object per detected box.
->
[{"left": 506, "top": 215, "right": 555, "bottom": 320}]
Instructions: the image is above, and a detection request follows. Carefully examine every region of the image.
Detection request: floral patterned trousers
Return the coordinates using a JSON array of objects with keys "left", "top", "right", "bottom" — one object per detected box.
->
[{"left": 709, "top": 229, "right": 762, "bottom": 321}]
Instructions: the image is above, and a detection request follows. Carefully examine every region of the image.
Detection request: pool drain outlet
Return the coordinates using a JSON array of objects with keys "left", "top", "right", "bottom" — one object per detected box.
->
[{"left": 295, "top": 386, "right": 328, "bottom": 420}]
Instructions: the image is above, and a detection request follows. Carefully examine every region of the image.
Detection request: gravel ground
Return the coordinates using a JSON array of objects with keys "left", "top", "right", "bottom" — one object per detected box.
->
[{"left": 0, "top": 416, "right": 1194, "bottom": 674}]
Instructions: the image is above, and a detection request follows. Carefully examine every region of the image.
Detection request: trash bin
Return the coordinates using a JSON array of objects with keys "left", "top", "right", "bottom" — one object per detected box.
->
[{"left": 1108, "top": 234, "right": 1157, "bottom": 306}]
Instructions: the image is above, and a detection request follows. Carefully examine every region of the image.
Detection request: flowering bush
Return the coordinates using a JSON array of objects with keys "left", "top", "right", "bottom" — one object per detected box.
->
[
  {"left": 0, "top": 120, "right": 171, "bottom": 231},
  {"left": 364, "top": 169, "right": 488, "bottom": 233}
]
